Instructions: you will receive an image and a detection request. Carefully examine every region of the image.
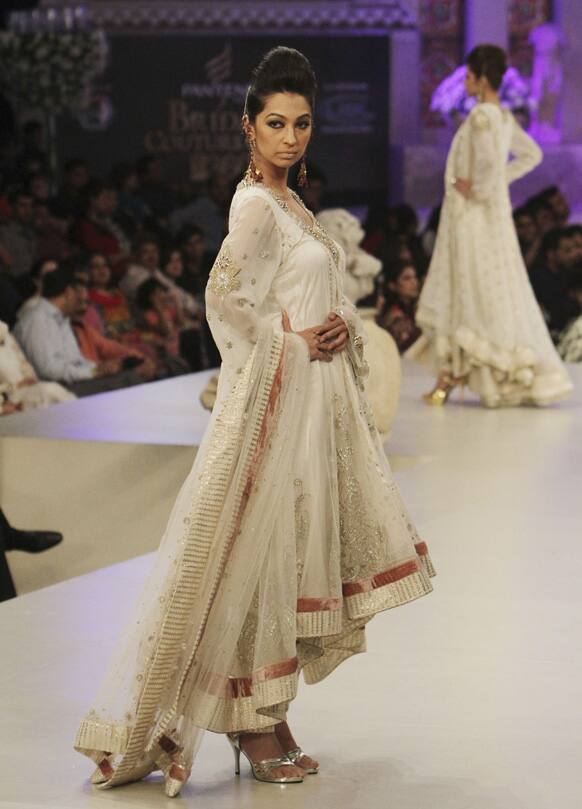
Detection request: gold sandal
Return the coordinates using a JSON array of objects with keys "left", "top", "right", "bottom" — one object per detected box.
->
[{"left": 227, "top": 733, "right": 304, "bottom": 784}]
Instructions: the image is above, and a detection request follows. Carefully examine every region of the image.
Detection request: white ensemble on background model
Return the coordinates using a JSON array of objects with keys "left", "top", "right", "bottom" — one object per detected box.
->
[{"left": 408, "top": 102, "right": 573, "bottom": 407}]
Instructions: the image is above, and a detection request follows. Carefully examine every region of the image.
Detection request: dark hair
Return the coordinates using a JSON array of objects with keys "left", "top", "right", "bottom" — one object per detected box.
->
[
  {"left": 513, "top": 206, "right": 534, "bottom": 221},
  {"left": 134, "top": 233, "right": 160, "bottom": 255},
  {"left": 466, "top": 44, "right": 507, "bottom": 91},
  {"left": 176, "top": 225, "right": 205, "bottom": 245},
  {"left": 541, "top": 227, "right": 571, "bottom": 256},
  {"left": 245, "top": 47, "right": 317, "bottom": 121},
  {"left": 42, "top": 267, "right": 73, "bottom": 299},
  {"left": 538, "top": 185, "right": 561, "bottom": 201},
  {"left": 29, "top": 257, "right": 57, "bottom": 281},
  {"left": 161, "top": 246, "right": 183, "bottom": 271},
  {"left": 136, "top": 277, "right": 166, "bottom": 311},
  {"left": 391, "top": 204, "right": 418, "bottom": 236}
]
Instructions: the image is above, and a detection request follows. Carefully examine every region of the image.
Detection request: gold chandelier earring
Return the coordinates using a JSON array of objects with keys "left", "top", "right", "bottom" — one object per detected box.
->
[
  {"left": 298, "top": 156, "right": 309, "bottom": 188},
  {"left": 242, "top": 119, "right": 263, "bottom": 184}
]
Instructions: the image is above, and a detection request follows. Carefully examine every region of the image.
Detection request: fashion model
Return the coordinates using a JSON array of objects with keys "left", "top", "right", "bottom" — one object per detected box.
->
[
  {"left": 74, "top": 47, "right": 435, "bottom": 796},
  {"left": 408, "top": 44, "right": 573, "bottom": 407}
]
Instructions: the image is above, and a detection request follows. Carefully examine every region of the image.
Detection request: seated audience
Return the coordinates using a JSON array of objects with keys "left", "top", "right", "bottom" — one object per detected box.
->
[
  {"left": 121, "top": 236, "right": 201, "bottom": 320},
  {"left": 71, "top": 280, "right": 155, "bottom": 384},
  {"left": 135, "top": 155, "right": 177, "bottom": 222},
  {"left": 0, "top": 319, "right": 73, "bottom": 411},
  {"left": 175, "top": 225, "right": 214, "bottom": 300},
  {"left": 538, "top": 185, "right": 570, "bottom": 227},
  {"left": 87, "top": 252, "right": 143, "bottom": 342},
  {"left": 135, "top": 278, "right": 189, "bottom": 375},
  {"left": 0, "top": 188, "right": 38, "bottom": 296},
  {"left": 33, "top": 198, "right": 70, "bottom": 262},
  {"left": 527, "top": 195, "right": 558, "bottom": 236},
  {"left": 557, "top": 266, "right": 582, "bottom": 362},
  {"left": 109, "top": 161, "right": 150, "bottom": 237},
  {"left": 375, "top": 260, "right": 422, "bottom": 353},
  {"left": 13, "top": 266, "right": 143, "bottom": 397},
  {"left": 169, "top": 173, "right": 230, "bottom": 253},
  {"left": 72, "top": 181, "right": 130, "bottom": 272},
  {"left": 50, "top": 158, "right": 89, "bottom": 220},
  {"left": 530, "top": 228, "right": 577, "bottom": 335},
  {"left": 513, "top": 205, "right": 541, "bottom": 270},
  {"left": 17, "top": 257, "right": 58, "bottom": 318}
]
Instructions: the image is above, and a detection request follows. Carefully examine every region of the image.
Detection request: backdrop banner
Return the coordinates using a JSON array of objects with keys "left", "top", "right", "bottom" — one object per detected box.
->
[{"left": 57, "top": 34, "right": 390, "bottom": 201}]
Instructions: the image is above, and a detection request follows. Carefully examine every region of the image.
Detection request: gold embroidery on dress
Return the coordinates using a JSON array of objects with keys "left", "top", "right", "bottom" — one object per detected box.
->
[
  {"left": 333, "top": 394, "right": 386, "bottom": 582},
  {"left": 294, "top": 479, "right": 310, "bottom": 588},
  {"left": 208, "top": 244, "right": 242, "bottom": 297}
]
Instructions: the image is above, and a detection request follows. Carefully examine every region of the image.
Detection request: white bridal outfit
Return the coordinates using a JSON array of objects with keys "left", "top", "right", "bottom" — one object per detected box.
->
[
  {"left": 408, "top": 102, "right": 573, "bottom": 406},
  {"left": 75, "top": 180, "right": 435, "bottom": 787}
]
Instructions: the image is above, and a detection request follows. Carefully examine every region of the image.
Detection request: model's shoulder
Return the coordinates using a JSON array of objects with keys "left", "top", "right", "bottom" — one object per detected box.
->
[
  {"left": 232, "top": 182, "right": 276, "bottom": 209},
  {"left": 468, "top": 103, "right": 501, "bottom": 131}
]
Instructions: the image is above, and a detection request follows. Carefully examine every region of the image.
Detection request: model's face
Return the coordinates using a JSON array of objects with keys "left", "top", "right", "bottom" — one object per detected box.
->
[
  {"left": 139, "top": 242, "right": 160, "bottom": 271},
  {"left": 390, "top": 266, "right": 419, "bottom": 302},
  {"left": 247, "top": 92, "right": 313, "bottom": 173},
  {"left": 89, "top": 254, "right": 112, "bottom": 287}
]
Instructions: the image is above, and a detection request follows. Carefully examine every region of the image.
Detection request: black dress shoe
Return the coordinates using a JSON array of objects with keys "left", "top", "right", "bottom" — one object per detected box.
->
[{"left": 6, "top": 530, "right": 63, "bottom": 554}]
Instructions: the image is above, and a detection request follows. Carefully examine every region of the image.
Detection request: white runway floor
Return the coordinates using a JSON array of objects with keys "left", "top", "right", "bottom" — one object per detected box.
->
[{"left": 1, "top": 360, "right": 581, "bottom": 809}]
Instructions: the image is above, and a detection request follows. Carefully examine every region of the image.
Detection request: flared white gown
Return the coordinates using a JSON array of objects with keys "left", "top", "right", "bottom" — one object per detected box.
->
[
  {"left": 408, "top": 102, "right": 573, "bottom": 407},
  {"left": 74, "top": 181, "right": 435, "bottom": 787}
]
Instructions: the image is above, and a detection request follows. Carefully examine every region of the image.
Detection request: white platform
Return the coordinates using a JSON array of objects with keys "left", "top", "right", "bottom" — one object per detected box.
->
[
  {"left": 1, "top": 361, "right": 581, "bottom": 809},
  {"left": 0, "top": 371, "right": 216, "bottom": 593}
]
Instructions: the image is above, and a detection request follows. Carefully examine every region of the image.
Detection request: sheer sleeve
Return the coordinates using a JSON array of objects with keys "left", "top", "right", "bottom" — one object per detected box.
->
[
  {"left": 506, "top": 116, "right": 543, "bottom": 184},
  {"left": 469, "top": 107, "right": 499, "bottom": 203},
  {"left": 205, "top": 189, "right": 308, "bottom": 383}
]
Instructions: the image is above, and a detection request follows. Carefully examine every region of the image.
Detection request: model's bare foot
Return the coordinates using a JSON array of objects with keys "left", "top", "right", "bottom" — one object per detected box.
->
[
  {"left": 239, "top": 732, "right": 304, "bottom": 780},
  {"left": 275, "top": 721, "right": 319, "bottom": 772}
]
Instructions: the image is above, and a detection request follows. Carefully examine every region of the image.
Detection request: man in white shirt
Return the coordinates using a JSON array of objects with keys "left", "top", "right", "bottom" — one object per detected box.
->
[{"left": 14, "top": 267, "right": 136, "bottom": 396}]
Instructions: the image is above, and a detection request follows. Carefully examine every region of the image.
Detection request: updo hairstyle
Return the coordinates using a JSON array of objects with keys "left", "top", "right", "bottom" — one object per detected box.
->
[
  {"left": 466, "top": 44, "right": 507, "bottom": 91},
  {"left": 245, "top": 46, "right": 317, "bottom": 121}
]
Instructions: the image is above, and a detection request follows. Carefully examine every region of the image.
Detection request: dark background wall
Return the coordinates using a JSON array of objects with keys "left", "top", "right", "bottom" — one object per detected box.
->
[{"left": 56, "top": 33, "right": 390, "bottom": 204}]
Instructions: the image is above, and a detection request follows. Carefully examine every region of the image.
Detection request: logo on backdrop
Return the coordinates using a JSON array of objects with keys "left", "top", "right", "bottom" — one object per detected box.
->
[{"left": 144, "top": 42, "right": 247, "bottom": 181}]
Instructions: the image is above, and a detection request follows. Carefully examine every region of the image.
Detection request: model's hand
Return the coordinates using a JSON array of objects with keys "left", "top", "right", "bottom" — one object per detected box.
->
[
  {"left": 453, "top": 178, "right": 473, "bottom": 199},
  {"left": 319, "top": 312, "right": 349, "bottom": 353},
  {"left": 282, "top": 310, "right": 332, "bottom": 362}
]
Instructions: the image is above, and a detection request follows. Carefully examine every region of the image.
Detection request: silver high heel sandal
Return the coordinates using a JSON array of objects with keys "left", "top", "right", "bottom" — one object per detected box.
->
[
  {"left": 227, "top": 733, "right": 304, "bottom": 784},
  {"left": 285, "top": 746, "right": 319, "bottom": 775}
]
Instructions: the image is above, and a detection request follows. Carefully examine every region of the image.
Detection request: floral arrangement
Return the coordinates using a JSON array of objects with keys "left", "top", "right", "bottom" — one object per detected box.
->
[
  {"left": 430, "top": 65, "right": 531, "bottom": 125},
  {"left": 0, "top": 30, "right": 108, "bottom": 112}
]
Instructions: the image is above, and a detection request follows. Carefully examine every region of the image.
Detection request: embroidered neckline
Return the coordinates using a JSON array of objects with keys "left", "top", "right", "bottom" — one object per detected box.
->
[{"left": 238, "top": 179, "right": 340, "bottom": 269}]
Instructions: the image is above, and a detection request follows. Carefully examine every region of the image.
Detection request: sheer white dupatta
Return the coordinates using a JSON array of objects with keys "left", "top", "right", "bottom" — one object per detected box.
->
[{"left": 74, "top": 186, "right": 310, "bottom": 786}]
